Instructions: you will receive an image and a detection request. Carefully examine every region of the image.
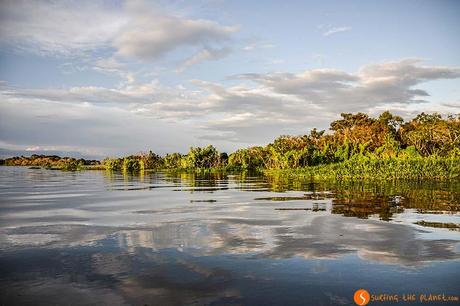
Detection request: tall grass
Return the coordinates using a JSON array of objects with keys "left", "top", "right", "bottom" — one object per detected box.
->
[{"left": 267, "top": 155, "right": 460, "bottom": 180}]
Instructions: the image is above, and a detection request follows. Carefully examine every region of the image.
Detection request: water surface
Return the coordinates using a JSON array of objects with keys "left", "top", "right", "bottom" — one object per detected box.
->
[{"left": 0, "top": 167, "right": 459, "bottom": 305}]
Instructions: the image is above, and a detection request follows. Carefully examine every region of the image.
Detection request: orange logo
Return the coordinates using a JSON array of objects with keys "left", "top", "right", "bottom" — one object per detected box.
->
[{"left": 354, "top": 289, "right": 370, "bottom": 305}]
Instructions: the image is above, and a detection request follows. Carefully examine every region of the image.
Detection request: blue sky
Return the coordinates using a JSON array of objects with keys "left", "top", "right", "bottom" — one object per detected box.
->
[{"left": 0, "top": 0, "right": 459, "bottom": 157}]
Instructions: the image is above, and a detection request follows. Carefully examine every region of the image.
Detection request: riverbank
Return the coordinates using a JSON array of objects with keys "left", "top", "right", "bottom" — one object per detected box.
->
[
  {"left": 2, "top": 112, "right": 459, "bottom": 178},
  {"left": 265, "top": 155, "right": 460, "bottom": 180},
  {"left": 3, "top": 155, "right": 459, "bottom": 180}
]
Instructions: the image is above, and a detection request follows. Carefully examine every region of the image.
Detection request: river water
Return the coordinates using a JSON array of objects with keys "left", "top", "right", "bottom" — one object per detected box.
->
[{"left": 0, "top": 167, "right": 459, "bottom": 305}]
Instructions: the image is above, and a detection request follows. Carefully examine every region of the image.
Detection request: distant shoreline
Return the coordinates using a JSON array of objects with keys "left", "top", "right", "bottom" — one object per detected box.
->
[
  {"left": 2, "top": 111, "right": 459, "bottom": 179},
  {"left": 2, "top": 156, "right": 459, "bottom": 181}
]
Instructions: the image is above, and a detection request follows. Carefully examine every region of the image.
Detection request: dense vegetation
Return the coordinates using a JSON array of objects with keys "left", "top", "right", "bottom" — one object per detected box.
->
[
  {"left": 1, "top": 112, "right": 459, "bottom": 179},
  {"left": 100, "top": 111, "right": 459, "bottom": 179},
  {"left": 1, "top": 154, "right": 101, "bottom": 170}
]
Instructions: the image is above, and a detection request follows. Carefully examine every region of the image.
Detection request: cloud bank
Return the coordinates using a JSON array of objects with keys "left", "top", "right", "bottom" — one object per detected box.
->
[
  {"left": 1, "top": 59, "right": 459, "bottom": 154},
  {"left": 0, "top": 0, "right": 237, "bottom": 66}
]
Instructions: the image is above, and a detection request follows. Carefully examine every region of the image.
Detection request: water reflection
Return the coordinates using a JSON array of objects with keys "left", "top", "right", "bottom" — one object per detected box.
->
[{"left": 0, "top": 167, "right": 459, "bottom": 305}]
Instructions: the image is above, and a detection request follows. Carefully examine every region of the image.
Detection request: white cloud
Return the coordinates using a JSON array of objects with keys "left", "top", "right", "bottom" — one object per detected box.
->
[
  {"left": 94, "top": 57, "right": 125, "bottom": 72},
  {"left": 323, "top": 26, "right": 352, "bottom": 36},
  {"left": 1, "top": 59, "right": 459, "bottom": 152},
  {"left": 441, "top": 101, "right": 460, "bottom": 109},
  {"left": 25, "top": 146, "right": 42, "bottom": 152},
  {"left": 177, "top": 47, "right": 232, "bottom": 72},
  {"left": 114, "top": 1, "right": 237, "bottom": 60},
  {"left": 0, "top": 0, "right": 238, "bottom": 65},
  {"left": 242, "top": 42, "right": 275, "bottom": 52},
  {"left": 4, "top": 60, "right": 460, "bottom": 118},
  {"left": 234, "top": 59, "right": 460, "bottom": 113},
  {"left": 0, "top": 0, "right": 126, "bottom": 55}
]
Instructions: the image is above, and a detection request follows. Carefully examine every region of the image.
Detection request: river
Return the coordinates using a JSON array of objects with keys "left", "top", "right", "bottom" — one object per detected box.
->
[{"left": 0, "top": 167, "right": 459, "bottom": 305}]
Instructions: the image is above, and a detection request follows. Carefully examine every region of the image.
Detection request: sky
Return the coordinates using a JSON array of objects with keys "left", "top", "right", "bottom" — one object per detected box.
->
[{"left": 0, "top": 0, "right": 459, "bottom": 158}]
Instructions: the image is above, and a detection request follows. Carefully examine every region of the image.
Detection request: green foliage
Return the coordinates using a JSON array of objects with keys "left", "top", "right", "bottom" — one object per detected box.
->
[
  {"left": 138, "top": 151, "right": 163, "bottom": 169},
  {"left": 3, "top": 154, "right": 100, "bottom": 170},
  {"left": 398, "top": 146, "right": 421, "bottom": 159},
  {"left": 103, "top": 151, "right": 160, "bottom": 172},
  {"left": 163, "top": 153, "right": 183, "bottom": 169},
  {"left": 228, "top": 146, "right": 267, "bottom": 170},
  {"left": 61, "top": 159, "right": 83, "bottom": 171},
  {"left": 271, "top": 155, "right": 460, "bottom": 180},
  {"left": 400, "top": 113, "right": 460, "bottom": 156},
  {"left": 3, "top": 112, "right": 459, "bottom": 179},
  {"left": 102, "top": 158, "right": 122, "bottom": 171},
  {"left": 122, "top": 158, "right": 142, "bottom": 172},
  {"left": 181, "top": 145, "right": 223, "bottom": 169}
]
